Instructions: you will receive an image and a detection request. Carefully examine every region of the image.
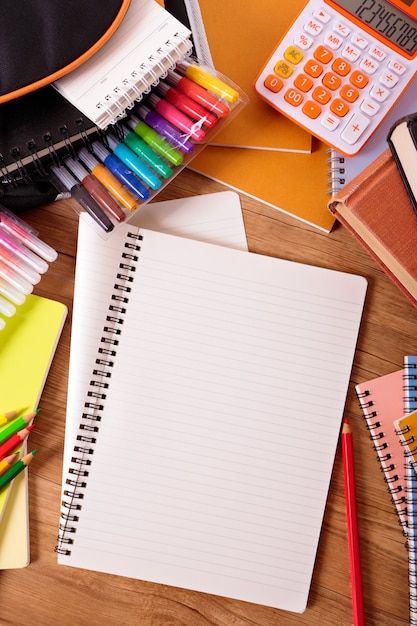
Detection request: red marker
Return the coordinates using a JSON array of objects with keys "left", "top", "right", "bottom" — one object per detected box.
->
[
  {"left": 146, "top": 94, "right": 206, "bottom": 142},
  {"left": 166, "top": 70, "right": 230, "bottom": 117},
  {"left": 0, "top": 425, "right": 35, "bottom": 460},
  {"left": 156, "top": 82, "right": 218, "bottom": 128}
]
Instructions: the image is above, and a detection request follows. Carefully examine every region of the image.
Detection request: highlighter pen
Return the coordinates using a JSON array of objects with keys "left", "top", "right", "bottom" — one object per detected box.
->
[
  {"left": 176, "top": 61, "right": 240, "bottom": 103},
  {"left": 0, "top": 294, "right": 15, "bottom": 318},
  {"left": 0, "top": 260, "right": 34, "bottom": 294},
  {"left": 106, "top": 135, "right": 161, "bottom": 190},
  {"left": 92, "top": 141, "right": 150, "bottom": 202},
  {"left": 0, "top": 276, "right": 26, "bottom": 305},
  {"left": 64, "top": 158, "right": 126, "bottom": 223},
  {"left": 0, "top": 228, "right": 48, "bottom": 274},
  {"left": 166, "top": 70, "right": 230, "bottom": 117},
  {"left": 51, "top": 166, "right": 114, "bottom": 233},
  {"left": 146, "top": 94, "right": 206, "bottom": 142},
  {"left": 122, "top": 126, "right": 173, "bottom": 178},
  {"left": 156, "top": 82, "right": 218, "bottom": 128},
  {"left": 0, "top": 210, "right": 57, "bottom": 262},
  {"left": 136, "top": 105, "right": 194, "bottom": 154},
  {"left": 77, "top": 148, "right": 139, "bottom": 212},
  {"left": 0, "top": 247, "right": 41, "bottom": 285},
  {"left": 126, "top": 116, "right": 183, "bottom": 166}
]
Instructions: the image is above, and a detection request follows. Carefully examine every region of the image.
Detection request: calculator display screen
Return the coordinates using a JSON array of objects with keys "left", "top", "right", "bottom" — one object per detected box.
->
[{"left": 335, "top": 0, "right": 417, "bottom": 55}]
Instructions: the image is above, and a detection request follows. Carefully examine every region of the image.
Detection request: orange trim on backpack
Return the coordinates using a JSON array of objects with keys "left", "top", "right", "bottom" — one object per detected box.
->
[{"left": 0, "top": 0, "right": 131, "bottom": 105}]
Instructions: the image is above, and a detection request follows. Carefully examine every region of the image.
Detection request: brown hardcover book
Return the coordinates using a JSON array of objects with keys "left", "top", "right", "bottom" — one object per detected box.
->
[{"left": 328, "top": 148, "right": 417, "bottom": 308}]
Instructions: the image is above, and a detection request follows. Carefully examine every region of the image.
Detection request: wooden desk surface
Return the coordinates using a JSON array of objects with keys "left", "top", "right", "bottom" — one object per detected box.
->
[{"left": 1, "top": 168, "right": 415, "bottom": 626}]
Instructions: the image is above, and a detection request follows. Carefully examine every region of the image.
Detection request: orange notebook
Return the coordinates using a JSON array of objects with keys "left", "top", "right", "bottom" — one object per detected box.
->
[
  {"left": 329, "top": 149, "right": 417, "bottom": 308},
  {"left": 356, "top": 369, "right": 408, "bottom": 531}
]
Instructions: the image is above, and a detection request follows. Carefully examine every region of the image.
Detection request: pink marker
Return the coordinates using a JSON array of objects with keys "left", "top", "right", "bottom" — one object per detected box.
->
[
  {"left": 156, "top": 82, "right": 218, "bottom": 128},
  {"left": 0, "top": 209, "right": 57, "bottom": 262},
  {"left": 0, "top": 228, "right": 48, "bottom": 274},
  {"left": 146, "top": 94, "right": 206, "bottom": 142}
]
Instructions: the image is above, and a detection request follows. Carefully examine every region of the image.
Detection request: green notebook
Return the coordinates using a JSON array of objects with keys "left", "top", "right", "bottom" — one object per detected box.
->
[{"left": 0, "top": 294, "right": 67, "bottom": 569}]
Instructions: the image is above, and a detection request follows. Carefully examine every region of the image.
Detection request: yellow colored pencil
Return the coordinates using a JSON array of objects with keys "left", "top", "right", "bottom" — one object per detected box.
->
[
  {"left": 0, "top": 453, "right": 18, "bottom": 476},
  {"left": 0, "top": 408, "right": 24, "bottom": 428}
]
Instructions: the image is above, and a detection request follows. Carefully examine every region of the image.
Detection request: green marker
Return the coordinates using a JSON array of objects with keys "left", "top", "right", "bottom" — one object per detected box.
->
[
  {"left": 127, "top": 116, "right": 184, "bottom": 166},
  {"left": 124, "top": 130, "right": 173, "bottom": 178}
]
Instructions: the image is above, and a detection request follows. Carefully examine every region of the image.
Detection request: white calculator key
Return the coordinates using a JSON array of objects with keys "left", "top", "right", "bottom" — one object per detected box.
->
[
  {"left": 334, "top": 22, "right": 350, "bottom": 37},
  {"left": 321, "top": 113, "right": 340, "bottom": 131},
  {"left": 313, "top": 8, "right": 330, "bottom": 23},
  {"left": 369, "top": 45, "right": 386, "bottom": 62},
  {"left": 370, "top": 84, "right": 390, "bottom": 102},
  {"left": 360, "top": 98, "right": 380, "bottom": 116},
  {"left": 304, "top": 19, "right": 324, "bottom": 37},
  {"left": 342, "top": 43, "right": 361, "bottom": 62},
  {"left": 295, "top": 32, "right": 314, "bottom": 50},
  {"left": 341, "top": 112, "right": 370, "bottom": 144},
  {"left": 351, "top": 33, "right": 368, "bottom": 49},
  {"left": 380, "top": 70, "right": 399, "bottom": 88},
  {"left": 359, "top": 56, "right": 379, "bottom": 74},
  {"left": 389, "top": 59, "right": 406, "bottom": 75},
  {"left": 325, "top": 32, "right": 343, "bottom": 49}
]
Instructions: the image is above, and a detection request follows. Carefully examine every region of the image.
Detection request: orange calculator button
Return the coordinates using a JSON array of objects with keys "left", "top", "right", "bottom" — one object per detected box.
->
[
  {"left": 322, "top": 72, "right": 342, "bottom": 90},
  {"left": 350, "top": 69, "right": 369, "bottom": 88},
  {"left": 302, "top": 100, "right": 322, "bottom": 119},
  {"left": 284, "top": 88, "right": 304, "bottom": 107},
  {"left": 314, "top": 45, "right": 333, "bottom": 64},
  {"left": 312, "top": 86, "right": 331, "bottom": 104},
  {"left": 332, "top": 58, "right": 351, "bottom": 76},
  {"left": 274, "top": 60, "right": 294, "bottom": 79},
  {"left": 340, "top": 84, "right": 359, "bottom": 102},
  {"left": 264, "top": 74, "right": 284, "bottom": 93},
  {"left": 294, "top": 73, "right": 314, "bottom": 92},
  {"left": 284, "top": 46, "right": 304, "bottom": 65},
  {"left": 330, "top": 98, "right": 350, "bottom": 117},
  {"left": 304, "top": 59, "right": 323, "bottom": 78}
]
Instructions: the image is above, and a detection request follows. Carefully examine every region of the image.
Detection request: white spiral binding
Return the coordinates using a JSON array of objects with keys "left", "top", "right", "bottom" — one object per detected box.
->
[
  {"left": 326, "top": 148, "right": 346, "bottom": 197},
  {"left": 55, "top": 230, "right": 142, "bottom": 556},
  {"left": 94, "top": 33, "right": 193, "bottom": 128}
]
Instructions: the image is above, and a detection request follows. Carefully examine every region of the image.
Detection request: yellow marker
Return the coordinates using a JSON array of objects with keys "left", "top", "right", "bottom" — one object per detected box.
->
[{"left": 180, "top": 63, "right": 239, "bottom": 103}]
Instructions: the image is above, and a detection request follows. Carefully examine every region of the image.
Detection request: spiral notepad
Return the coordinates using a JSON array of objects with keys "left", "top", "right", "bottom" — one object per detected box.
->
[
  {"left": 53, "top": 0, "right": 192, "bottom": 129},
  {"left": 56, "top": 216, "right": 366, "bottom": 612},
  {"left": 355, "top": 370, "right": 408, "bottom": 530}
]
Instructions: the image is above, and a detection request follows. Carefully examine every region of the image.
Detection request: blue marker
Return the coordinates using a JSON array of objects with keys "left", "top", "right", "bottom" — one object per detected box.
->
[
  {"left": 106, "top": 135, "right": 161, "bottom": 191},
  {"left": 92, "top": 141, "right": 150, "bottom": 201}
]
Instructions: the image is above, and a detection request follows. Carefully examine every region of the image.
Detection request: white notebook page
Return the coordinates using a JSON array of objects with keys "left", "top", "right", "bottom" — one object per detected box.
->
[{"left": 58, "top": 212, "right": 366, "bottom": 612}]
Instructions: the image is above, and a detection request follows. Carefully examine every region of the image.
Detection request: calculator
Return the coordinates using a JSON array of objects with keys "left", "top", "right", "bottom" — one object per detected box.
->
[{"left": 254, "top": 0, "right": 417, "bottom": 156}]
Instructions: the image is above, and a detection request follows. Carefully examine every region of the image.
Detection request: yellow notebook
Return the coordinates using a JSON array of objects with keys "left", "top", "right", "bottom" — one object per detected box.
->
[{"left": 0, "top": 294, "right": 67, "bottom": 569}]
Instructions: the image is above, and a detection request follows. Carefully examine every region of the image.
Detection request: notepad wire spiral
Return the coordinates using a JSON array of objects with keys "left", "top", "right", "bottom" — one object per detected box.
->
[
  {"left": 326, "top": 148, "right": 346, "bottom": 197},
  {"left": 357, "top": 388, "right": 408, "bottom": 531},
  {"left": 55, "top": 230, "right": 142, "bottom": 555},
  {"left": 95, "top": 33, "right": 193, "bottom": 128}
]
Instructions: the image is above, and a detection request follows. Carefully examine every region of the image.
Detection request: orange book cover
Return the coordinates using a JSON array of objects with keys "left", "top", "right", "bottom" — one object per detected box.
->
[{"left": 329, "top": 148, "right": 417, "bottom": 308}]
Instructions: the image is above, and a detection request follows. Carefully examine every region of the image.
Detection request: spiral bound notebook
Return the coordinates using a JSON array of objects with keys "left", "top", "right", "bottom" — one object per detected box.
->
[
  {"left": 53, "top": 0, "right": 192, "bottom": 129},
  {"left": 355, "top": 369, "right": 408, "bottom": 530},
  {"left": 56, "top": 215, "right": 366, "bottom": 613}
]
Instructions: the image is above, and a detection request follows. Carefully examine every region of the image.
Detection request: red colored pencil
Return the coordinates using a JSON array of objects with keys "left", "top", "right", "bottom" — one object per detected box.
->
[
  {"left": 342, "top": 418, "right": 365, "bottom": 626},
  {"left": 0, "top": 425, "right": 34, "bottom": 460}
]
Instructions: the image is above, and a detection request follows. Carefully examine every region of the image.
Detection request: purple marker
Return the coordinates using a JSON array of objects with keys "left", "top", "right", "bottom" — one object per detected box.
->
[{"left": 136, "top": 105, "right": 195, "bottom": 154}]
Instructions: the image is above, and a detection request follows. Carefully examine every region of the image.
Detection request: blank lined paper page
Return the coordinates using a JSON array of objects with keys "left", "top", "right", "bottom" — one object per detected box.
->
[{"left": 58, "top": 222, "right": 366, "bottom": 613}]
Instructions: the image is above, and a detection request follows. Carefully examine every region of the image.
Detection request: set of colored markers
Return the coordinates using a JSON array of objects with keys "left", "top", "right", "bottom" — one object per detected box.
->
[
  {"left": 0, "top": 408, "right": 38, "bottom": 493},
  {"left": 0, "top": 207, "right": 58, "bottom": 330},
  {"left": 50, "top": 62, "right": 246, "bottom": 234}
]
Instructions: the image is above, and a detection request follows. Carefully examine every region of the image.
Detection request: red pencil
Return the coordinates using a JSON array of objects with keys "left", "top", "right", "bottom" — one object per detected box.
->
[
  {"left": 0, "top": 425, "right": 34, "bottom": 460},
  {"left": 342, "top": 418, "right": 365, "bottom": 626}
]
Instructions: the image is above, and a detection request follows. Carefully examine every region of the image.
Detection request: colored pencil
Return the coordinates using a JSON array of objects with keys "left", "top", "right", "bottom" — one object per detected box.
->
[
  {"left": 342, "top": 418, "right": 365, "bottom": 626},
  {"left": 0, "top": 450, "right": 37, "bottom": 490},
  {"left": 0, "top": 410, "right": 37, "bottom": 445},
  {"left": 0, "top": 425, "right": 34, "bottom": 460},
  {"left": 0, "top": 408, "right": 24, "bottom": 428},
  {"left": 0, "top": 453, "right": 18, "bottom": 476}
]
